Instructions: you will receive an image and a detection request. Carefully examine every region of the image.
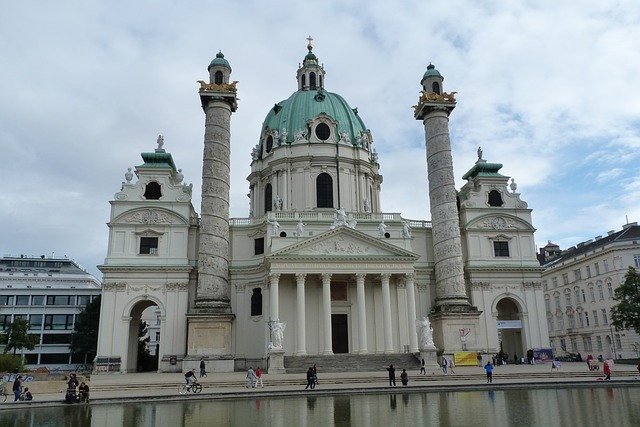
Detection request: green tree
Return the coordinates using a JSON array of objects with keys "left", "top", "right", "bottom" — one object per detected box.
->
[
  {"left": 137, "top": 321, "right": 154, "bottom": 371},
  {"left": 610, "top": 267, "right": 640, "bottom": 334},
  {"left": 70, "top": 295, "right": 101, "bottom": 356},
  {"left": 0, "top": 318, "right": 40, "bottom": 355}
]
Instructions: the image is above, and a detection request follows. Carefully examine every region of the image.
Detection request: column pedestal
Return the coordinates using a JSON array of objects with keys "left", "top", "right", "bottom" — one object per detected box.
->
[
  {"left": 268, "top": 349, "right": 286, "bottom": 374},
  {"left": 186, "top": 313, "right": 235, "bottom": 372},
  {"left": 419, "top": 347, "right": 440, "bottom": 368},
  {"left": 430, "top": 311, "right": 481, "bottom": 354}
]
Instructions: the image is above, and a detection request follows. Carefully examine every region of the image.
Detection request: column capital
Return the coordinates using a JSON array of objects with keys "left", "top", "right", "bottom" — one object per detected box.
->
[
  {"left": 380, "top": 273, "right": 391, "bottom": 282},
  {"left": 405, "top": 272, "right": 415, "bottom": 281},
  {"left": 269, "top": 273, "right": 281, "bottom": 283},
  {"left": 355, "top": 273, "right": 366, "bottom": 281},
  {"left": 295, "top": 273, "right": 307, "bottom": 283},
  {"left": 321, "top": 273, "right": 332, "bottom": 284}
]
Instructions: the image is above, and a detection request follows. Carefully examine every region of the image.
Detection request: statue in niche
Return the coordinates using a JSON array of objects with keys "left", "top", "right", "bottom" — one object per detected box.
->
[
  {"left": 268, "top": 219, "right": 280, "bottom": 236},
  {"left": 363, "top": 198, "right": 370, "bottom": 213},
  {"left": 157, "top": 134, "right": 164, "bottom": 150},
  {"left": 295, "top": 219, "right": 305, "bottom": 237},
  {"left": 402, "top": 220, "right": 411, "bottom": 239},
  {"left": 269, "top": 321, "right": 286, "bottom": 350},
  {"left": 415, "top": 317, "right": 435, "bottom": 349},
  {"left": 378, "top": 221, "right": 387, "bottom": 238}
]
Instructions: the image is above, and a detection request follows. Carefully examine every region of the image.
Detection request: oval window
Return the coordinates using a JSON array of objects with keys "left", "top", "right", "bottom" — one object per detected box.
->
[{"left": 315, "top": 123, "right": 331, "bottom": 141}]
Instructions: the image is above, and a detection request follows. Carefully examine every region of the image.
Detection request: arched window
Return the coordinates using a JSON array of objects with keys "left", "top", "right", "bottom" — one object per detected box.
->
[
  {"left": 316, "top": 173, "right": 333, "bottom": 208},
  {"left": 432, "top": 82, "right": 440, "bottom": 94},
  {"left": 301, "top": 74, "right": 306, "bottom": 88},
  {"left": 315, "top": 123, "right": 330, "bottom": 141},
  {"left": 143, "top": 181, "right": 162, "bottom": 200},
  {"left": 488, "top": 190, "right": 504, "bottom": 207},
  {"left": 250, "top": 288, "right": 262, "bottom": 316},
  {"left": 319, "top": 75, "right": 323, "bottom": 88},
  {"left": 265, "top": 135, "right": 273, "bottom": 153},
  {"left": 214, "top": 71, "right": 223, "bottom": 85},
  {"left": 310, "top": 72, "right": 316, "bottom": 89},
  {"left": 264, "top": 184, "right": 272, "bottom": 213}
]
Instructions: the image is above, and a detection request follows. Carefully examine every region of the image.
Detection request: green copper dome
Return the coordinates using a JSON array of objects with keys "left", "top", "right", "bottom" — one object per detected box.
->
[
  {"left": 422, "top": 63, "right": 442, "bottom": 80},
  {"left": 208, "top": 52, "right": 231, "bottom": 71},
  {"left": 261, "top": 89, "right": 367, "bottom": 145}
]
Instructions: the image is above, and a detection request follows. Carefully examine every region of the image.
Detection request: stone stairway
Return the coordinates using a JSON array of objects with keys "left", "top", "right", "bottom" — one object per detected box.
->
[{"left": 284, "top": 353, "right": 421, "bottom": 373}]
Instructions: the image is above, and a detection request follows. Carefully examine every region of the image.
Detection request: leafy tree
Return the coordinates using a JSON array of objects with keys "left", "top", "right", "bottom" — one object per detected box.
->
[
  {"left": 610, "top": 267, "right": 640, "bottom": 334},
  {"left": 70, "top": 295, "right": 101, "bottom": 356},
  {"left": 137, "top": 321, "right": 154, "bottom": 371},
  {"left": 0, "top": 318, "right": 40, "bottom": 355}
]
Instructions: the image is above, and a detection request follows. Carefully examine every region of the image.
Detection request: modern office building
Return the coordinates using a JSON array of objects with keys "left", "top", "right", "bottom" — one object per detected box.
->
[
  {"left": 541, "top": 222, "right": 640, "bottom": 359},
  {"left": 0, "top": 255, "right": 101, "bottom": 368}
]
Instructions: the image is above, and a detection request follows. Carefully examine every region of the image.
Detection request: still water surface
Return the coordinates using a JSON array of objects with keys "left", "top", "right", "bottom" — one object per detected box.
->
[{"left": 2, "top": 387, "right": 639, "bottom": 427}]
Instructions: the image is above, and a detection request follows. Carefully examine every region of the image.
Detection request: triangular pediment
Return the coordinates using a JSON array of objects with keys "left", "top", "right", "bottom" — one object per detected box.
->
[{"left": 269, "top": 226, "right": 419, "bottom": 259}]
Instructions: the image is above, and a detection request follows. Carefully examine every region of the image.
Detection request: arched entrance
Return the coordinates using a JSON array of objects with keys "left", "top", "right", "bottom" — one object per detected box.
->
[
  {"left": 127, "top": 300, "right": 161, "bottom": 372},
  {"left": 496, "top": 298, "right": 524, "bottom": 362}
]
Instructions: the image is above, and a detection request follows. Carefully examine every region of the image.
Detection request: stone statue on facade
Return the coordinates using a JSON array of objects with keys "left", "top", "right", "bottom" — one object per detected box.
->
[
  {"left": 268, "top": 219, "right": 280, "bottom": 236},
  {"left": 335, "top": 207, "right": 347, "bottom": 224},
  {"left": 295, "top": 219, "right": 305, "bottom": 237},
  {"left": 269, "top": 321, "right": 286, "bottom": 350},
  {"left": 251, "top": 146, "right": 259, "bottom": 160},
  {"left": 510, "top": 178, "right": 517, "bottom": 193},
  {"left": 339, "top": 131, "right": 351, "bottom": 144},
  {"left": 175, "top": 168, "right": 184, "bottom": 184},
  {"left": 402, "top": 220, "right": 411, "bottom": 239},
  {"left": 294, "top": 129, "right": 307, "bottom": 142},
  {"left": 157, "top": 134, "right": 164, "bottom": 150},
  {"left": 378, "top": 221, "right": 387, "bottom": 238},
  {"left": 363, "top": 198, "right": 370, "bottom": 213},
  {"left": 124, "top": 167, "right": 133, "bottom": 183},
  {"left": 415, "top": 317, "right": 435, "bottom": 349},
  {"left": 371, "top": 149, "right": 379, "bottom": 163},
  {"left": 274, "top": 195, "right": 283, "bottom": 211},
  {"left": 477, "top": 146, "right": 483, "bottom": 161},
  {"left": 279, "top": 128, "right": 288, "bottom": 145}
]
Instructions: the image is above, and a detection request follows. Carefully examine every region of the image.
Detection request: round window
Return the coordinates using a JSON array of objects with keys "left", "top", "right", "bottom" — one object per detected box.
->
[
  {"left": 315, "top": 123, "right": 331, "bottom": 141},
  {"left": 265, "top": 135, "right": 273, "bottom": 153}
]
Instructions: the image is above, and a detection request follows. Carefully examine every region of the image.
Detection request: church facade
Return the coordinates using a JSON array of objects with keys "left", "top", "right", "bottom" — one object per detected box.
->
[{"left": 95, "top": 43, "right": 549, "bottom": 373}]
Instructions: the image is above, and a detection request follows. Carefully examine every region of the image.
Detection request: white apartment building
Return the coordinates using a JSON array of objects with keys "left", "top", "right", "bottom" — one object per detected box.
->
[
  {"left": 0, "top": 255, "right": 101, "bottom": 369},
  {"left": 541, "top": 222, "right": 640, "bottom": 359}
]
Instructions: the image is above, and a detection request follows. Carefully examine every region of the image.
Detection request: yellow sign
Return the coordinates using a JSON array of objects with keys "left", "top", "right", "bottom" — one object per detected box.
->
[{"left": 454, "top": 351, "right": 478, "bottom": 366}]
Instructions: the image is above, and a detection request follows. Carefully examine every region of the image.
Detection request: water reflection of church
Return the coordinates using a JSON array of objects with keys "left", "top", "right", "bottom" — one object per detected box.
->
[{"left": 95, "top": 41, "right": 549, "bottom": 373}]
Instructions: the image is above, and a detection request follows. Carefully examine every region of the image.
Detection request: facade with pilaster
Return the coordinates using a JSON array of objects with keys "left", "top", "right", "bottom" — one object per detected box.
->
[{"left": 95, "top": 42, "right": 548, "bottom": 373}]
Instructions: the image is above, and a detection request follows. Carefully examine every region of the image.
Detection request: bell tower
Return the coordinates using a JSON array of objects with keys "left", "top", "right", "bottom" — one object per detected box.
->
[
  {"left": 414, "top": 64, "right": 481, "bottom": 354},
  {"left": 187, "top": 51, "right": 238, "bottom": 371}
]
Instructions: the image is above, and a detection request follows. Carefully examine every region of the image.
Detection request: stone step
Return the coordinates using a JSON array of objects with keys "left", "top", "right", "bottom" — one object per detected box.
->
[{"left": 284, "top": 353, "right": 421, "bottom": 373}]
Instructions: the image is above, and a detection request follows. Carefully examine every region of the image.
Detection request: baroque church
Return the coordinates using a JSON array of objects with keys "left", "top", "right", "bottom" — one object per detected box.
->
[{"left": 95, "top": 41, "right": 549, "bottom": 373}]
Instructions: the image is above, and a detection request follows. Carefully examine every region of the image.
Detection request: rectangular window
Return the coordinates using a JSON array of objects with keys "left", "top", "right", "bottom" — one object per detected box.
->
[
  {"left": 0, "top": 296, "right": 14, "bottom": 306},
  {"left": 570, "top": 338, "right": 578, "bottom": 352},
  {"left": 493, "top": 241, "right": 509, "bottom": 257},
  {"left": 593, "top": 310, "right": 599, "bottom": 326},
  {"left": 547, "top": 316, "right": 554, "bottom": 331},
  {"left": 585, "top": 312, "right": 590, "bottom": 327},
  {"left": 155, "top": 332, "right": 160, "bottom": 341},
  {"left": 635, "top": 255, "right": 640, "bottom": 268},
  {"left": 573, "top": 269, "right": 581, "bottom": 281},
  {"left": 552, "top": 277, "right": 558, "bottom": 288},
  {"left": 596, "top": 336, "right": 603, "bottom": 351},
  {"left": 31, "top": 295, "right": 45, "bottom": 305},
  {"left": 15, "top": 295, "right": 30, "bottom": 305},
  {"left": 1, "top": 314, "right": 12, "bottom": 330},
  {"left": 595, "top": 262, "right": 601, "bottom": 275},
  {"left": 568, "top": 314, "right": 575, "bottom": 329},
  {"left": 603, "top": 259, "right": 609, "bottom": 273},
  {"left": 560, "top": 338, "right": 567, "bottom": 351},
  {"left": 602, "top": 309, "right": 608, "bottom": 325},
  {"left": 139, "top": 237, "right": 159, "bottom": 255},
  {"left": 542, "top": 280, "right": 548, "bottom": 291},
  {"left": 589, "top": 287, "right": 595, "bottom": 302},
  {"left": 598, "top": 284, "right": 604, "bottom": 300},
  {"left": 545, "top": 299, "right": 551, "bottom": 312},
  {"left": 562, "top": 274, "right": 569, "bottom": 285},
  {"left": 24, "top": 354, "right": 39, "bottom": 365},
  {"left": 586, "top": 265, "right": 591, "bottom": 278},
  {"left": 77, "top": 295, "right": 91, "bottom": 306},
  {"left": 557, "top": 316, "right": 564, "bottom": 331},
  {"left": 29, "top": 314, "right": 43, "bottom": 330},
  {"left": 44, "top": 314, "right": 74, "bottom": 330},
  {"left": 46, "top": 295, "right": 74, "bottom": 306},
  {"left": 156, "top": 316, "right": 161, "bottom": 326},
  {"left": 615, "top": 334, "right": 622, "bottom": 352},
  {"left": 581, "top": 289, "right": 586, "bottom": 303},
  {"left": 583, "top": 336, "right": 593, "bottom": 352},
  {"left": 40, "top": 353, "right": 70, "bottom": 364},
  {"left": 254, "top": 238, "right": 264, "bottom": 255},
  {"left": 607, "top": 282, "right": 614, "bottom": 298},
  {"left": 554, "top": 295, "right": 561, "bottom": 310},
  {"left": 577, "top": 313, "right": 583, "bottom": 328},
  {"left": 42, "top": 334, "right": 72, "bottom": 344},
  {"left": 574, "top": 288, "right": 580, "bottom": 305}
]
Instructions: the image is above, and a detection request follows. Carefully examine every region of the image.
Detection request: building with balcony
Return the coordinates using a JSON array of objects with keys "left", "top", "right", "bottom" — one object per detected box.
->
[{"left": 541, "top": 222, "right": 640, "bottom": 359}]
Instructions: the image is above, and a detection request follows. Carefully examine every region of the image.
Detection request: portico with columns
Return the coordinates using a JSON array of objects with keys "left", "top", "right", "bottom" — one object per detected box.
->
[{"left": 263, "top": 226, "right": 420, "bottom": 356}]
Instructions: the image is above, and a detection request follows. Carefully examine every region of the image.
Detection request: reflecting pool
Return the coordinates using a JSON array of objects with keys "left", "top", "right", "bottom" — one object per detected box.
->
[{"left": 2, "top": 387, "right": 639, "bottom": 427}]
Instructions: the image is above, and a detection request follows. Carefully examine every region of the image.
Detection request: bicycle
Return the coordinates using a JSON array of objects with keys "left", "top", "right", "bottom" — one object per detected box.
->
[
  {"left": 178, "top": 382, "right": 202, "bottom": 395},
  {"left": 0, "top": 383, "right": 7, "bottom": 403}
]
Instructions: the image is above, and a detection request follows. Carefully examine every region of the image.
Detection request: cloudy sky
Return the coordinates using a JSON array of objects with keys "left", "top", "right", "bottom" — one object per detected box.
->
[{"left": 1, "top": 1, "right": 639, "bottom": 278}]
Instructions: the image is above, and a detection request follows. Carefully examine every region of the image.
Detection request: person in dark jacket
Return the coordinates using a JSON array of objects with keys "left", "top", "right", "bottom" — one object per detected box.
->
[
  {"left": 305, "top": 367, "right": 315, "bottom": 390},
  {"left": 12, "top": 375, "right": 22, "bottom": 402},
  {"left": 400, "top": 369, "right": 408, "bottom": 386},
  {"left": 386, "top": 364, "right": 396, "bottom": 386}
]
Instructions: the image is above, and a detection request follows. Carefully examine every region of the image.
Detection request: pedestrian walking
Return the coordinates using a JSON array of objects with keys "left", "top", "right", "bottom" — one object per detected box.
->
[
  {"left": 255, "top": 366, "right": 264, "bottom": 387},
  {"left": 603, "top": 359, "right": 612, "bottom": 380},
  {"left": 420, "top": 358, "right": 426, "bottom": 375},
  {"left": 484, "top": 362, "right": 493, "bottom": 383},
  {"left": 448, "top": 358, "right": 455, "bottom": 374},
  {"left": 400, "top": 369, "right": 408, "bottom": 386},
  {"left": 199, "top": 358, "right": 207, "bottom": 378},
  {"left": 305, "top": 367, "right": 315, "bottom": 390},
  {"left": 386, "top": 364, "right": 396, "bottom": 386},
  {"left": 441, "top": 357, "right": 448, "bottom": 374},
  {"left": 12, "top": 375, "right": 22, "bottom": 402},
  {"left": 246, "top": 367, "right": 257, "bottom": 388},
  {"left": 312, "top": 363, "right": 318, "bottom": 387},
  {"left": 477, "top": 352, "right": 483, "bottom": 367}
]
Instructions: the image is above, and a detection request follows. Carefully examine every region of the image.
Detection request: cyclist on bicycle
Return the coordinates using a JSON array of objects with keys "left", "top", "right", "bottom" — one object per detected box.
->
[{"left": 184, "top": 368, "right": 197, "bottom": 388}]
